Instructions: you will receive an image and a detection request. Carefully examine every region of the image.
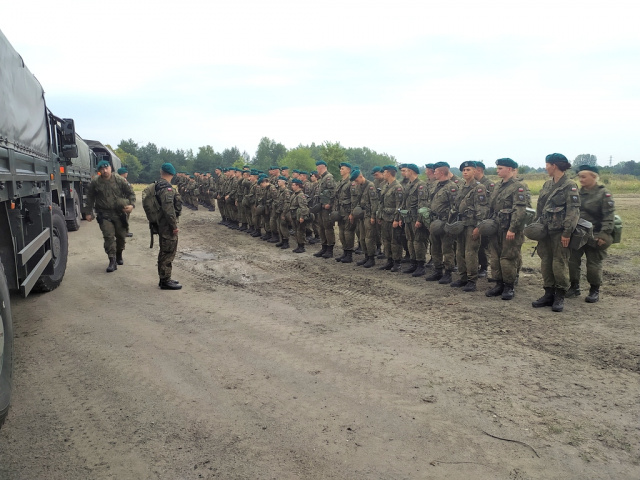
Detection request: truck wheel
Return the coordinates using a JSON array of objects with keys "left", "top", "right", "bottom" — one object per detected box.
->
[
  {"left": 33, "top": 206, "right": 69, "bottom": 292},
  {"left": 0, "top": 261, "right": 13, "bottom": 429},
  {"left": 66, "top": 190, "right": 82, "bottom": 232}
]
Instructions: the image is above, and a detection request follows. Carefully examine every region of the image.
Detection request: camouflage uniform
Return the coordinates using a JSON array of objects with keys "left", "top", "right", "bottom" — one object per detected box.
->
[
  {"left": 377, "top": 179, "right": 405, "bottom": 265},
  {"left": 289, "top": 189, "right": 310, "bottom": 247},
  {"left": 476, "top": 175, "right": 496, "bottom": 273},
  {"left": 156, "top": 179, "right": 182, "bottom": 282},
  {"left": 85, "top": 173, "right": 136, "bottom": 259},
  {"left": 536, "top": 174, "right": 581, "bottom": 291},
  {"left": 402, "top": 177, "right": 429, "bottom": 265},
  {"left": 275, "top": 183, "right": 291, "bottom": 245},
  {"left": 427, "top": 179, "right": 458, "bottom": 275},
  {"left": 351, "top": 179, "right": 379, "bottom": 261},
  {"left": 334, "top": 177, "right": 356, "bottom": 257},
  {"left": 317, "top": 170, "right": 337, "bottom": 247}
]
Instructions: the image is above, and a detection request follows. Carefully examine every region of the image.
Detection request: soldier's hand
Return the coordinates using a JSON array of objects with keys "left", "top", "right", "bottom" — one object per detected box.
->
[
  {"left": 324, "top": 204, "right": 331, "bottom": 210},
  {"left": 415, "top": 221, "right": 422, "bottom": 229},
  {"left": 370, "top": 218, "right": 376, "bottom": 225},
  {"left": 299, "top": 218, "right": 304, "bottom": 224},
  {"left": 173, "top": 228, "right": 179, "bottom": 235},
  {"left": 392, "top": 220, "right": 399, "bottom": 228},
  {"left": 506, "top": 231, "right": 515, "bottom": 241},
  {"left": 398, "top": 220, "right": 403, "bottom": 227},
  {"left": 348, "top": 214, "right": 354, "bottom": 223},
  {"left": 561, "top": 236, "right": 570, "bottom": 248},
  {"left": 472, "top": 227, "right": 480, "bottom": 240},
  {"left": 123, "top": 205, "right": 133, "bottom": 214},
  {"left": 597, "top": 237, "right": 606, "bottom": 247},
  {"left": 85, "top": 214, "right": 93, "bottom": 222}
]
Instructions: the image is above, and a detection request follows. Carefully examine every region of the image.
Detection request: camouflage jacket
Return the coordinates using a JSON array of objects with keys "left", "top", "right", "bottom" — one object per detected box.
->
[
  {"left": 156, "top": 179, "right": 182, "bottom": 231},
  {"left": 537, "top": 174, "right": 581, "bottom": 237},
  {"left": 452, "top": 181, "right": 489, "bottom": 227},
  {"left": 317, "top": 171, "right": 336, "bottom": 207},
  {"left": 429, "top": 179, "right": 458, "bottom": 221},
  {"left": 289, "top": 190, "right": 309, "bottom": 221},
  {"left": 377, "top": 179, "right": 405, "bottom": 222},
  {"left": 579, "top": 185, "right": 615, "bottom": 237},
  {"left": 402, "top": 177, "right": 429, "bottom": 224},
  {"left": 351, "top": 179, "right": 379, "bottom": 220},
  {"left": 85, "top": 173, "right": 135, "bottom": 215},
  {"left": 333, "top": 177, "right": 352, "bottom": 216},
  {"left": 489, "top": 177, "right": 529, "bottom": 233}
]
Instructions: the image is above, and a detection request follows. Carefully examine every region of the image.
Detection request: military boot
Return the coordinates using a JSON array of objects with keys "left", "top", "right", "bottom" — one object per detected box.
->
[
  {"left": 585, "top": 285, "right": 600, "bottom": 303},
  {"left": 412, "top": 261, "right": 426, "bottom": 277},
  {"left": 261, "top": 231, "right": 272, "bottom": 241},
  {"left": 354, "top": 244, "right": 363, "bottom": 255},
  {"left": 462, "top": 281, "right": 477, "bottom": 292},
  {"left": 532, "top": 287, "right": 555, "bottom": 308},
  {"left": 106, "top": 257, "right": 117, "bottom": 273},
  {"left": 390, "top": 260, "right": 402, "bottom": 272},
  {"left": 251, "top": 230, "right": 262, "bottom": 238},
  {"left": 566, "top": 283, "right": 581, "bottom": 298},
  {"left": 376, "top": 247, "right": 386, "bottom": 259},
  {"left": 402, "top": 252, "right": 411, "bottom": 264},
  {"left": 356, "top": 255, "right": 369, "bottom": 266},
  {"left": 501, "top": 284, "right": 515, "bottom": 300},
  {"left": 275, "top": 237, "right": 284, "bottom": 247},
  {"left": 280, "top": 240, "right": 290, "bottom": 249},
  {"left": 552, "top": 289, "right": 566, "bottom": 312},
  {"left": 116, "top": 251, "right": 124, "bottom": 265},
  {"left": 321, "top": 245, "right": 334, "bottom": 259},
  {"left": 314, "top": 244, "right": 328, "bottom": 257},
  {"left": 292, "top": 243, "right": 306, "bottom": 253},
  {"left": 268, "top": 234, "right": 280, "bottom": 243},
  {"left": 425, "top": 268, "right": 443, "bottom": 281},
  {"left": 160, "top": 278, "right": 182, "bottom": 290},
  {"left": 450, "top": 276, "right": 468, "bottom": 288},
  {"left": 340, "top": 250, "right": 353, "bottom": 263},
  {"left": 363, "top": 256, "right": 376, "bottom": 268},
  {"left": 403, "top": 260, "right": 417, "bottom": 274},
  {"left": 425, "top": 258, "right": 433, "bottom": 268},
  {"left": 438, "top": 270, "right": 453, "bottom": 284},
  {"left": 239, "top": 223, "right": 248, "bottom": 232},
  {"left": 379, "top": 258, "right": 394, "bottom": 270},
  {"left": 335, "top": 250, "right": 347, "bottom": 262},
  {"left": 485, "top": 282, "right": 504, "bottom": 297}
]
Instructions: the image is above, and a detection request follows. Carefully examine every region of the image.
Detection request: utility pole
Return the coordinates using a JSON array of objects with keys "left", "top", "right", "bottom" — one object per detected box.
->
[{"left": 610, "top": 155, "right": 613, "bottom": 167}]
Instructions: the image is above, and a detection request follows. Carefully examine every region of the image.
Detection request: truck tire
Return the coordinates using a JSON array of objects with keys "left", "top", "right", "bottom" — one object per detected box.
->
[
  {"left": 0, "top": 261, "right": 13, "bottom": 429},
  {"left": 33, "top": 205, "right": 69, "bottom": 293},
  {"left": 66, "top": 190, "right": 82, "bottom": 232}
]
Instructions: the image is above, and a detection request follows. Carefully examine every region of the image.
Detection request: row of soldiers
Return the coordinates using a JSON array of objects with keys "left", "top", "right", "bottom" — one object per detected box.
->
[{"left": 186, "top": 160, "right": 537, "bottom": 300}]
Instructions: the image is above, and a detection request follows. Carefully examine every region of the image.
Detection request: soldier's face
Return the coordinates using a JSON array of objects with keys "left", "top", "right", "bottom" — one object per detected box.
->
[
  {"left": 578, "top": 171, "right": 597, "bottom": 188},
  {"left": 434, "top": 168, "right": 446, "bottom": 180},
  {"left": 340, "top": 166, "right": 350, "bottom": 178},
  {"left": 99, "top": 165, "right": 112, "bottom": 178},
  {"left": 426, "top": 169, "right": 436, "bottom": 180},
  {"left": 462, "top": 167, "right": 475, "bottom": 182}
]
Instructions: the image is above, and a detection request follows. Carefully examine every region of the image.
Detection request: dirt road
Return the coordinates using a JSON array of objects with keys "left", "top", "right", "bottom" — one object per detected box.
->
[{"left": 1, "top": 201, "right": 638, "bottom": 479}]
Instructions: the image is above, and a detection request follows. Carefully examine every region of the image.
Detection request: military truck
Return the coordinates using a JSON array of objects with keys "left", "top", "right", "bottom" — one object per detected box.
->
[
  {"left": 0, "top": 29, "right": 79, "bottom": 428},
  {"left": 59, "top": 134, "right": 98, "bottom": 231},
  {"left": 85, "top": 140, "right": 122, "bottom": 173}
]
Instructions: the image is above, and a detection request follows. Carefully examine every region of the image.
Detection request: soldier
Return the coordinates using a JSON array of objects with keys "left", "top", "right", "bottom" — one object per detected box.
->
[
  {"left": 275, "top": 175, "right": 292, "bottom": 249},
  {"left": 253, "top": 175, "right": 270, "bottom": 238},
  {"left": 246, "top": 171, "right": 260, "bottom": 235},
  {"left": 313, "top": 160, "right": 337, "bottom": 259},
  {"left": 531, "top": 153, "right": 581, "bottom": 312},
  {"left": 474, "top": 161, "right": 494, "bottom": 277},
  {"left": 399, "top": 164, "right": 429, "bottom": 277},
  {"left": 83, "top": 160, "right": 136, "bottom": 272},
  {"left": 334, "top": 162, "right": 356, "bottom": 262},
  {"left": 289, "top": 179, "right": 310, "bottom": 253},
  {"left": 263, "top": 173, "right": 278, "bottom": 241},
  {"left": 485, "top": 158, "right": 529, "bottom": 300},
  {"left": 566, "top": 165, "right": 615, "bottom": 303},
  {"left": 377, "top": 165, "right": 405, "bottom": 272},
  {"left": 308, "top": 171, "right": 322, "bottom": 244},
  {"left": 425, "top": 162, "right": 458, "bottom": 283},
  {"left": 423, "top": 163, "right": 437, "bottom": 266},
  {"left": 372, "top": 166, "right": 386, "bottom": 259},
  {"left": 448, "top": 161, "right": 489, "bottom": 292},
  {"left": 350, "top": 169, "right": 379, "bottom": 268},
  {"left": 117, "top": 167, "right": 135, "bottom": 238},
  {"left": 153, "top": 163, "right": 183, "bottom": 290}
]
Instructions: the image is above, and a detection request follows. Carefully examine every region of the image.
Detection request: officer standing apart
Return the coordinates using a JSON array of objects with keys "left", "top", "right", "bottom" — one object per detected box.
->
[
  {"left": 531, "top": 153, "right": 580, "bottom": 312},
  {"left": 154, "top": 163, "right": 183, "bottom": 290},
  {"left": 84, "top": 160, "right": 136, "bottom": 272},
  {"left": 566, "top": 165, "right": 616, "bottom": 303}
]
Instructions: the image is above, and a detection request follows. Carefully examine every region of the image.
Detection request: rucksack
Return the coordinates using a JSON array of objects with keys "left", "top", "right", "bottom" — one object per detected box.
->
[{"left": 142, "top": 182, "right": 162, "bottom": 246}]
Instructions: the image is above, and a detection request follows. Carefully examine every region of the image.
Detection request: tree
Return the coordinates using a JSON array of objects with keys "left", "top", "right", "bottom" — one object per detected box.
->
[
  {"left": 319, "top": 141, "right": 347, "bottom": 177},
  {"left": 222, "top": 147, "right": 244, "bottom": 168},
  {"left": 118, "top": 138, "right": 139, "bottom": 157},
  {"left": 252, "top": 137, "right": 287, "bottom": 171},
  {"left": 115, "top": 148, "right": 142, "bottom": 182},
  {"left": 281, "top": 146, "right": 316, "bottom": 172},
  {"left": 573, "top": 154, "right": 597, "bottom": 167},
  {"left": 194, "top": 145, "right": 222, "bottom": 173}
]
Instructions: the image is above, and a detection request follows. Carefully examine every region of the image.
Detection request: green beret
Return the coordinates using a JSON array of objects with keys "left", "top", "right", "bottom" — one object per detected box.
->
[
  {"left": 298, "top": 171, "right": 308, "bottom": 176},
  {"left": 243, "top": 165, "right": 251, "bottom": 169},
  {"left": 269, "top": 165, "right": 280, "bottom": 170},
  {"left": 339, "top": 162, "right": 352, "bottom": 169},
  {"left": 382, "top": 165, "right": 397, "bottom": 173},
  {"left": 214, "top": 167, "right": 222, "bottom": 172},
  {"left": 405, "top": 163, "right": 419, "bottom": 174},
  {"left": 425, "top": 163, "right": 436, "bottom": 170},
  {"left": 433, "top": 162, "right": 449, "bottom": 169},
  {"left": 258, "top": 174, "right": 269, "bottom": 183},
  {"left": 311, "top": 170, "right": 318, "bottom": 176},
  {"left": 293, "top": 169, "right": 300, "bottom": 174},
  {"left": 545, "top": 153, "right": 569, "bottom": 164},
  {"left": 278, "top": 175, "right": 288, "bottom": 181},
  {"left": 577, "top": 164, "right": 599, "bottom": 174},
  {"left": 495, "top": 158, "right": 518, "bottom": 169},
  {"left": 460, "top": 161, "right": 477, "bottom": 170},
  {"left": 117, "top": 167, "right": 128, "bottom": 175},
  {"left": 250, "top": 170, "right": 259, "bottom": 175},
  {"left": 316, "top": 160, "right": 327, "bottom": 167},
  {"left": 280, "top": 166, "right": 289, "bottom": 170},
  {"left": 349, "top": 169, "right": 361, "bottom": 182},
  {"left": 398, "top": 163, "right": 408, "bottom": 169},
  {"left": 291, "top": 178, "right": 303, "bottom": 185},
  {"left": 371, "top": 166, "right": 383, "bottom": 173},
  {"left": 475, "top": 161, "right": 486, "bottom": 170},
  {"left": 97, "top": 160, "right": 110, "bottom": 169}
]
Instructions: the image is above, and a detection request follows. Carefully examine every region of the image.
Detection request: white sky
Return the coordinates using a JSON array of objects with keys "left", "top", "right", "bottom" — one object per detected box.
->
[{"left": 3, "top": 0, "right": 639, "bottom": 167}]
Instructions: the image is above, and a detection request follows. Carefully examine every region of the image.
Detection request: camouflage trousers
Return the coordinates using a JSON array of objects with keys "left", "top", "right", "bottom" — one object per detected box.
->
[
  {"left": 455, "top": 226, "right": 481, "bottom": 282},
  {"left": 357, "top": 218, "right": 376, "bottom": 256},
  {"left": 537, "top": 231, "right": 571, "bottom": 291},
  {"left": 318, "top": 209, "right": 336, "bottom": 246},
  {"left": 430, "top": 230, "right": 455, "bottom": 271},
  {"left": 278, "top": 213, "right": 290, "bottom": 241},
  {"left": 569, "top": 243, "right": 607, "bottom": 287},
  {"left": 98, "top": 212, "right": 127, "bottom": 258},
  {"left": 269, "top": 210, "right": 279, "bottom": 234},
  {"left": 337, "top": 217, "right": 356, "bottom": 251},
  {"left": 489, "top": 229, "right": 524, "bottom": 285},
  {"left": 158, "top": 225, "right": 178, "bottom": 281},
  {"left": 381, "top": 220, "right": 403, "bottom": 261},
  {"left": 404, "top": 220, "right": 428, "bottom": 262}
]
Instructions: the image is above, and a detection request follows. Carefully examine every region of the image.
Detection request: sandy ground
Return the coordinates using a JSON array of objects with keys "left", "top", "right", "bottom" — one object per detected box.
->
[{"left": 0, "top": 196, "right": 638, "bottom": 479}]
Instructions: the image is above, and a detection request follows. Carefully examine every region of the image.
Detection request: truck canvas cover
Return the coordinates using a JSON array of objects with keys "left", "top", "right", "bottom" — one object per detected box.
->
[{"left": 0, "top": 29, "right": 49, "bottom": 159}]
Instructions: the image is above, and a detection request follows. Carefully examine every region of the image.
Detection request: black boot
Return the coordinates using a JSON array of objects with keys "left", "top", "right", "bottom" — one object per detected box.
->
[
  {"left": 379, "top": 258, "right": 394, "bottom": 270},
  {"left": 354, "top": 244, "right": 363, "bottom": 255},
  {"left": 532, "top": 287, "right": 555, "bottom": 308},
  {"left": 356, "top": 255, "right": 369, "bottom": 266},
  {"left": 376, "top": 247, "right": 386, "bottom": 259},
  {"left": 321, "top": 245, "right": 334, "bottom": 259},
  {"left": 251, "top": 230, "right": 262, "bottom": 237},
  {"left": 438, "top": 270, "right": 453, "bottom": 284},
  {"left": 412, "top": 261, "right": 426, "bottom": 277},
  {"left": 450, "top": 276, "right": 468, "bottom": 288},
  {"left": 314, "top": 244, "right": 328, "bottom": 257},
  {"left": 116, "top": 251, "right": 124, "bottom": 265},
  {"left": 486, "top": 282, "right": 504, "bottom": 297},
  {"left": 552, "top": 289, "right": 566, "bottom": 312},
  {"left": 292, "top": 243, "right": 306, "bottom": 253},
  {"left": 390, "top": 260, "right": 402, "bottom": 272},
  {"left": 585, "top": 285, "right": 600, "bottom": 303},
  {"left": 268, "top": 234, "right": 280, "bottom": 243},
  {"left": 425, "top": 268, "right": 443, "bottom": 281},
  {"left": 501, "top": 284, "right": 515, "bottom": 300},
  {"left": 106, "top": 257, "right": 117, "bottom": 272},
  {"left": 261, "top": 231, "right": 272, "bottom": 241},
  {"left": 160, "top": 278, "right": 182, "bottom": 290},
  {"left": 363, "top": 256, "right": 376, "bottom": 268},
  {"left": 239, "top": 223, "right": 248, "bottom": 232},
  {"left": 275, "top": 238, "right": 284, "bottom": 247},
  {"left": 280, "top": 240, "right": 290, "bottom": 249},
  {"left": 566, "top": 283, "right": 581, "bottom": 298},
  {"left": 335, "top": 250, "right": 347, "bottom": 262},
  {"left": 477, "top": 267, "right": 488, "bottom": 278},
  {"left": 402, "top": 252, "right": 411, "bottom": 264},
  {"left": 340, "top": 250, "right": 353, "bottom": 263},
  {"left": 403, "top": 260, "right": 417, "bottom": 274},
  {"left": 425, "top": 258, "right": 433, "bottom": 268},
  {"left": 462, "top": 281, "right": 477, "bottom": 292}
]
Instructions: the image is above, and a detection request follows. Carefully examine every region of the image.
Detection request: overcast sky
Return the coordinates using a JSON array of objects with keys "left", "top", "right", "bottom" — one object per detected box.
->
[{"left": 3, "top": 0, "right": 639, "bottom": 167}]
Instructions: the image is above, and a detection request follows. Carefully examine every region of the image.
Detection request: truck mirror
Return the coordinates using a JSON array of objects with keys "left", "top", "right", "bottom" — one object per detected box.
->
[
  {"left": 61, "top": 118, "right": 76, "bottom": 142},
  {"left": 62, "top": 144, "right": 78, "bottom": 159}
]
